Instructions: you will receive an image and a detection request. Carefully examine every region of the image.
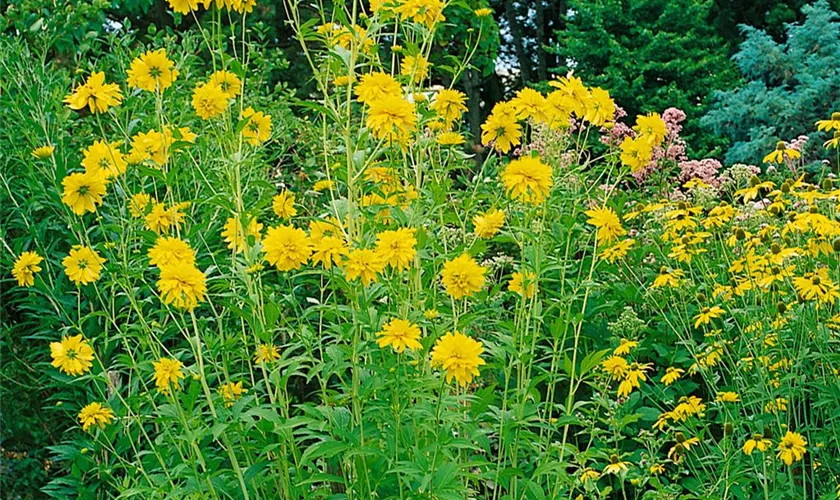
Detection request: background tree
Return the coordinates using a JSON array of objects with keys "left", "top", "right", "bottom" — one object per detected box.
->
[
  {"left": 548, "top": 0, "right": 739, "bottom": 157},
  {"left": 701, "top": 0, "right": 840, "bottom": 165}
]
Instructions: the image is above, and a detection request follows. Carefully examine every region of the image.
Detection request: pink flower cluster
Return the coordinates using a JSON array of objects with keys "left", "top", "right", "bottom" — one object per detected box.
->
[
  {"left": 678, "top": 158, "right": 723, "bottom": 186},
  {"left": 631, "top": 107, "right": 688, "bottom": 183}
]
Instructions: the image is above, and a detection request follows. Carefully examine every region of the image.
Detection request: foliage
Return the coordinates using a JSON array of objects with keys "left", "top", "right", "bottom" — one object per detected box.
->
[
  {"left": 702, "top": 0, "right": 840, "bottom": 166},
  {"left": 548, "top": 0, "right": 740, "bottom": 158}
]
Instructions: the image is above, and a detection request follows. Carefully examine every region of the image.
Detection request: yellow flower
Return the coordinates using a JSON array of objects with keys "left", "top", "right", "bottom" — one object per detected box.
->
[
  {"left": 400, "top": 54, "right": 430, "bottom": 83},
  {"left": 50, "top": 335, "right": 94, "bottom": 376},
  {"left": 241, "top": 107, "right": 272, "bottom": 145},
  {"left": 501, "top": 156, "right": 553, "bottom": 204},
  {"left": 600, "top": 238, "right": 634, "bottom": 263},
  {"left": 583, "top": 87, "right": 615, "bottom": 126},
  {"left": 602, "top": 355, "right": 628, "bottom": 379},
  {"left": 61, "top": 170, "right": 108, "bottom": 215},
  {"left": 816, "top": 112, "right": 840, "bottom": 131},
  {"left": 78, "top": 402, "right": 115, "bottom": 431},
  {"left": 272, "top": 190, "right": 297, "bottom": 219},
  {"left": 424, "top": 308, "right": 439, "bottom": 320},
  {"left": 12, "top": 251, "right": 43, "bottom": 287},
  {"left": 375, "top": 228, "right": 417, "bottom": 271},
  {"left": 743, "top": 434, "right": 772, "bottom": 455},
  {"left": 824, "top": 131, "right": 840, "bottom": 149},
  {"left": 313, "top": 179, "right": 336, "bottom": 192},
  {"left": 431, "top": 89, "right": 467, "bottom": 125},
  {"left": 430, "top": 330, "right": 485, "bottom": 386},
  {"left": 145, "top": 202, "right": 188, "bottom": 234},
  {"left": 376, "top": 318, "right": 423, "bottom": 353},
  {"left": 168, "top": 0, "right": 201, "bottom": 14},
  {"left": 509, "top": 271, "right": 537, "bottom": 299},
  {"left": 31, "top": 145, "right": 55, "bottom": 159},
  {"left": 511, "top": 88, "right": 548, "bottom": 122},
  {"left": 585, "top": 207, "right": 626, "bottom": 245},
  {"left": 548, "top": 74, "right": 589, "bottom": 117},
  {"left": 219, "top": 381, "right": 247, "bottom": 407},
  {"left": 613, "top": 338, "right": 638, "bottom": 356},
  {"left": 221, "top": 216, "right": 263, "bottom": 253},
  {"left": 633, "top": 112, "right": 667, "bottom": 146},
  {"left": 667, "top": 432, "right": 701, "bottom": 462},
  {"left": 126, "top": 48, "right": 179, "bottom": 92},
  {"left": 394, "top": 0, "right": 445, "bottom": 28},
  {"left": 619, "top": 136, "right": 653, "bottom": 173},
  {"left": 474, "top": 7, "right": 492, "bottom": 17},
  {"left": 652, "top": 268, "right": 684, "bottom": 288},
  {"left": 693, "top": 305, "right": 724, "bottom": 328},
  {"left": 128, "top": 129, "right": 172, "bottom": 166},
  {"left": 441, "top": 253, "right": 487, "bottom": 299},
  {"left": 763, "top": 141, "right": 801, "bottom": 164},
  {"left": 153, "top": 357, "right": 184, "bottom": 394},
  {"left": 62, "top": 246, "right": 106, "bottom": 285},
  {"left": 355, "top": 72, "right": 402, "bottom": 104},
  {"left": 310, "top": 235, "right": 349, "bottom": 269},
  {"left": 366, "top": 95, "right": 417, "bottom": 144},
  {"left": 481, "top": 102, "right": 521, "bottom": 153},
  {"left": 262, "top": 225, "right": 311, "bottom": 271},
  {"left": 208, "top": 69, "right": 242, "bottom": 97},
  {"left": 660, "top": 366, "right": 684, "bottom": 386},
  {"left": 254, "top": 344, "right": 280, "bottom": 364},
  {"left": 157, "top": 262, "right": 207, "bottom": 310},
  {"left": 81, "top": 140, "right": 126, "bottom": 178},
  {"left": 148, "top": 236, "right": 196, "bottom": 268},
  {"left": 64, "top": 72, "right": 122, "bottom": 114},
  {"left": 343, "top": 248, "right": 386, "bottom": 286},
  {"left": 437, "top": 131, "right": 465, "bottom": 146},
  {"left": 473, "top": 208, "right": 505, "bottom": 238},
  {"left": 716, "top": 391, "right": 740, "bottom": 403},
  {"left": 793, "top": 269, "right": 840, "bottom": 305},
  {"left": 192, "top": 81, "right": 229, "bottom": 119},
  {"left": 649, "top": 463, "right": 665, "bottom": 475},
  {"left": 777, "top": 431, "right": 807, "bottom": 466},
  {"left": 602, "top": 454, "right": 630, "bottom": 475}
]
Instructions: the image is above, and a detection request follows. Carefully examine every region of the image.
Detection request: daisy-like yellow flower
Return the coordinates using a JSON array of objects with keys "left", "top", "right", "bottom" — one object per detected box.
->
[
  {"left": 400, "top": 54, "right": 430, "bottom": 83},
  {"left": 547, "top": 74, "right": 589, "bottom": 117},
  {"left": 157, "top": 262, "right": 207, "bottom": 310},
  {"left": 241, "top": 107, "right": 272, "bottom": 145},
  {"left": 254, "top": 344, "right": 280, "bottom": 364},
  {"left": 343, "top": 248, "right": 386, "bottom": 286},
  {"left": 633, "top": 112, "right": 667, "bottom": 146},
  {"left": 219, "top": 381, "right": 247, "bottom": 407},
  {"left": 602, "top": 454, "right": 631, "bottom": 476},
  {"left": 144, "top": 202, "right": 188, "bottom": 234},
  {"left": 375, "top": 227, "right": 417, "bottom": 271},
  {"left": 602, "top": 355, "right": 628, "bottom": 379},
  {"left": 424, "top": 308, "right": 439, "bottom": 320},
  {"left": 613, "top": 338, "right": 638, "bottom": 356},
  {"left": 376, "top": 318, "right": 423, "bottom": 353},
  {"left": 583, "top": 87, "right": 615, "bottom": 127},
  {"left": 272, "top": 190, "right": 297, "bottom": 219},
  {"left": 81, "top": 140, "right": 126, "bottom": 178},
  {"left": 394, "top": 0, "right": 446, "bottom": 28},
  {"left": 126, "top": 49, "right": 179, "bottom": 92},
  {"left": 481, "top": 102, "right": 521, "bottom": 153},
  {"left": 311, "top": 236, "right": 349, "bottom": 269},
  {"left": 168, "top": 0, "right": 201, "bottom": 14},
  {"left": 693, "top": 305, "right": 724, "bottom": 328},
  {"left": 262, "top": 225, "right": 312, "bottom": 271},
  {"left": 793, "top": 269, "right": 840, "bottom": 305},
  {"left": 62, "top": 246, "right": 105, "bottom": 285},
  {"left": 192, "top": 81, "right": 229, "bottom": 120},
  {"left": 153, "top": 357, "right": 184, "bottom": 394},
  {"left": 78, "top": 402, "right": 115, "bottom": 431},
  {"left": 64, "top": 71, "right": 122, "bottom": 114},
  {"left": 777, "top": 431, "right": 807, "bottom": 465},
  {"left": 716, "top": 391, "right": 740, "bottom": 403},
  {"left": 600, "top": 238, "right": 634, "bottom": 263},
  {"left": 441, "top": 253, "right": 487, "bottom": 299},
  {"left": 437, "top": 131, "right": 465, "bottom": 146},
  {"left": 763, "top": 141, "right": 801, "bottom": 164},
  {"left": 366, "top": 95, "right": 417, "bottom": 144},
  {"left": 208, "top": 69, "right": 242, "bottom": 97},
  {"left": 585, "top": 206, "right": 626, "bottom": 245},
  {"left": 12, "top": 251, "right": 43, "bottom": 287},
  {"left": 430, "top": 330, "right": 485, "bottom": 386},
  {"left": 474, "top": 7, "right": 492, "bottom": 17},
  {"left": 313, "top": 179, "right": 336, "bottom": 192},
  {"left": 509, "top": 270, "right": 537, "bottom": 299},
  {"left": 824, "top": 131, "right": 840, "bottom": 150},
  {"left": 128, "top": 129, "right": 169, "bottom": 166},
  {"left": 816, "top": 112, "right": 840, "bottom": 131},
  {"left": 501, "top": 156, "right": 553, "bottom": 204},
  {"left": 660, "top": 366, "right": 684, "bottom": 386},
  {"left": 431, "top": 89, "right": 467, "bottom": 125},
  {"left": 473, "top": 208, "right": 505, "bottom": 238},
  {"left": 743, "top": 434, "right": 772, "bottom": 455},
  {"left": 511, "top": 87, "right": 547, "bottom": 122},
  {"left": 619, "top": 136, "right": 653, "bottom": 173},
  {"left": 580, "top": 468, "right": 600, "bottom": 484},
  {"left": 667, "top": 432, "right": 701, "bottom": 462},
  {"left": 61, "top": 170, "right": 108, "bottom": 215},
  {"left": 148, "top": 236, "right": 196, "bottom": 268},
  {"left": 31, "top": 145, "right": 55, "bottom": 159},
  {"left": 355, "top": 72, "right": 402, "bottom": 104},
  {"left": 50, "top": 335, "right": 94, "bottom": 376},
  {"left": 221, "top": 216, "right": 263, "bottom": 253}
]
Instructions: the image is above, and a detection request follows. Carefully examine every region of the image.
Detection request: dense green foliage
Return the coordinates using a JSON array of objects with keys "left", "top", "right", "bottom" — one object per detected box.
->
[{"left": 702, "top": 0, "right": 840, "bottom": 165}]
